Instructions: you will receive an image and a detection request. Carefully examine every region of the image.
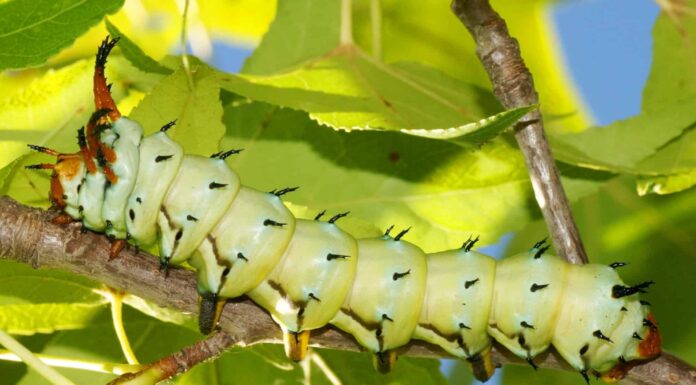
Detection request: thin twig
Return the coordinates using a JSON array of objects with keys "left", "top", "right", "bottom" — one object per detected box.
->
[
  {"left": 179, "top": 0, "right": 195, "bottom": 89},
  {"left": 0, "top": 350, "right": 141, "bottom": 375},
  {"left": 369, "top": 0, "right": 383, "bottom": 59},
  {"left": 451, "top": 0, "right": 589, "bottom": 264},
  {"left": 0, "top": 329, "right": 76, "bottom": 385},
  {"left": 0, "top": 197, "right": 692, "bottom": 385},
  {"left": 98, "top": 287, "right": 140, "bottom": 365}
]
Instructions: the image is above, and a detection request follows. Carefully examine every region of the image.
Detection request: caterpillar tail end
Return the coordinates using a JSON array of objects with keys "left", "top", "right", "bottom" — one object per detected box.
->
[
  {"left": 372, "top": 350, "right": 397, "bottom": 374},
  {"left": 198, "top": 292, "right": 226, "bottom": 335},
  {"left": 467, "top": 345, "right": 495, "bottom": 382},
  {"left": 601, "top": 312, "right": 662, "bottom": 383},
  {"left": 283, "top": 330, "right": 310, "bottom": 361}
]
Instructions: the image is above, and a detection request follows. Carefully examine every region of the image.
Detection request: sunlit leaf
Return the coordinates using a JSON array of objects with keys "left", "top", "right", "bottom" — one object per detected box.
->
[{"left": 0, "top": 0, "right": 124, "bottom": 70}]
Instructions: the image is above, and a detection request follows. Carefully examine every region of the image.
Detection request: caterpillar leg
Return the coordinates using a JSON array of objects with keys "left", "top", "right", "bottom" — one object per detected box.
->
[
  {"left": 467, "top": 345, "right": 495, "bottom": 382},
  {"left": 198, "top": 292, "right": 226, "bottom": 335},
  {"left": 51, "top": 213, "right": 75, "bottom": 225},
  {"left": 372, "top": 350, "right": 397, "bottom": 374},
  {"left": 109, "top": 239, "right": 127, "bottom": 260},
  {"left": 283, "top": 330, "right": 310, "bottom": 362}
]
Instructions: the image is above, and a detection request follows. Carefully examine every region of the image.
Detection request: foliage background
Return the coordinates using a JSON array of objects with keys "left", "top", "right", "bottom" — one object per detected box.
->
[{"left": 0, "top": 0, "right": 694, "bottom": 384}]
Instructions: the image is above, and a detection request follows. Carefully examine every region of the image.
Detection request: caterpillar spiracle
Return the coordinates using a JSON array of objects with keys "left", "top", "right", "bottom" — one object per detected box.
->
[{"left": 26, "top": 37, "right": 661, "bottom": 383}]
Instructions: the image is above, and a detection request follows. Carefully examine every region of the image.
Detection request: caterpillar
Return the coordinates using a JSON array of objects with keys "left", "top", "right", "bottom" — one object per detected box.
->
[{"left": 26, "top": 37, "right": 661, "bottom": 383}]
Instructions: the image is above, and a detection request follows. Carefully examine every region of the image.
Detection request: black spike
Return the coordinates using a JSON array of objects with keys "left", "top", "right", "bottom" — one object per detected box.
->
[
  {"left": 327, "top": 253, "right": 350, "bottom": 261},
  {"left": 160, "top": 120, "right": 177, "bottom": 132},
  {"left": 462, "top": 235, "right": 480, "bottom": 252},
  {"left": 533, "top": 245, "right": 550, "bottom": 259},
  {"left": 458, "top": 322, "right": 471, "bottom": 330},
  {"left": 393, "top": 270, "right": 411, "bottom": 281},
  {"left": 24, "top": 164, "right": 48, "bottom": 170},
  {"left": 186, "top": 215, "right": 198, "bottom": 222},
  {"left": 88, "top": 108, "right": 112, "bottom": 124},
  {"left": 526, "top": 357, "right": 538, "bottom": 371},
  {"left": 96, "top": 36, "right": 120, "bottom": 68},
  {"left": 612, "top": 281, "right": 655, "bottom": 298},
  {"left": 328, "top": 211, "right": 350, "bottom": 224},
  {"left": 532, "top": 237, "right": 547, "bottom": 250},
  {"left": 520, "top": 321, "right": 535, "bottom": 330},
  {"left": 308, "top": 293, "right": 321, "bottom": 302},
  {"left": 263, "top": 219, "right": 286, "bottom": 227},
  {"left": 640, "top": 300, "right": 651, "bottom": 306},
  {"left": 643, "top": 318, "right": 657, "bottom": 329},
  {"left": 96, "top": 147, "right": 107, "bottom": 167},
  {"left": 209, "top": 182, "right": 227, "bottom": 189},
  {"left": 237, "top": 252, "right": 248, "bottom": 262},
  {"left": 580, "top": 369, "right": 590, "bottom": 385},
  {"left": 155, "top": 154, "right": 174, "bottom": 163},
  {"left": 314, "top": 209, "right": 326, "bottom": 221},
  {"left": 77, "top": 126, "right": 87, "bottom": 147},
  {"left": 129, "top": 209, "right": 135, "bottom": 221},
  {"left": 464, "top": 278, "right": 479, "bottom": 289},
  {"left": 579, "top": 344, "right": 589, "bottom": 356},
  {"left": 212, "top": 149, "right": 243, "bottom": 159},
  {"left": 107, "top": 83, "right": 113, "bottom": 92},
  {"left": 632, "top": 332, "right": 643, "bottom": 341},
  {"left": 383, "top": 225, "right": 394, "bottom": 237},
  {"left": 620, "top": 307, "right": 628, "bottom": 312},
  {"left": 382, "top": 314, "right": 394, "bottom": 322},
  {"left": 530, "top": 283, "right": 549, "bottom": 292},
  {"left": 593, "top": 330, "right": 613, "bottom": 343},
  {"left": 95, "top": 123, "right": 112, "bottom": 135},
  {"left": 272, "top": 186, "right": 299, "bottom": 197},
  {"left": 394, "top": 227, "right": 411, "bottom": 241},
  {"left": 609, "top": 262, "right": 628, "bottom": 269},
  {"left": 136, "top": 197, "right": 142, "bottom": 204}
]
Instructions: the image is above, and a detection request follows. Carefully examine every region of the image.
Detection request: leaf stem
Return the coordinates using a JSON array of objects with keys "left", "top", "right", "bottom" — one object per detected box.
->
[
  {"left": 0, "top": 330, "right": 76, "bottom": 385},
  {"left": 370, "top": 0, "right": 383, "bottom": 59},
  {"left": 311, "top": 351, "right": 342, "bottom": 385},
  {"left": 99, "top": 287, "right": 140, "bottom": 365},
  {"left": 180, "top": 0, "right": 195, "bottom": 89},
  {"left": 340, "top": 0, "right": 354, "bottom": 45},
  {"left": 0, "top": 349, "right": 141, "bottom": 375}
]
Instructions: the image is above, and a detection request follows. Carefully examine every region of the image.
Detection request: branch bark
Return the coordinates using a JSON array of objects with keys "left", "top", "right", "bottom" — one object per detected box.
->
[
  {"left": 0, "top": 197, "right": 693, "bottom": 384},
  {"left": 451, "top": 0, "right": 588, "bottom": 264}
]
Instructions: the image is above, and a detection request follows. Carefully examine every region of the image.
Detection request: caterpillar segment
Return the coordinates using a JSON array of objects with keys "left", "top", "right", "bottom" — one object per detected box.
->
[{"left": 26, "top": 36, "right": 662, "bottom": 382}]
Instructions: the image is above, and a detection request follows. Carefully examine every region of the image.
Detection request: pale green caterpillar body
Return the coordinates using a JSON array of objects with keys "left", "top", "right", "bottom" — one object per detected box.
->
[{"left": 29, "top": 37, "right": 661, "bottom": 383}]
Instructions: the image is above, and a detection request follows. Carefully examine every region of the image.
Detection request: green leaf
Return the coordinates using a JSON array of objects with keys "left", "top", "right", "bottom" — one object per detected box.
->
[
  {"left": 549, "top": 96, "right": 696, "bottom": 173},
  {"left": 242, "top": 0, "right": 341, "bottom": 74},
  {"left": 0, "top": 0, "right": 125, "bottom": 70},
  {"left": 636, "top": 128, "right": 696, "bottom": 195},
  {"left": 642, "top": 2, "right": 696, "bottom": 111},
  {"left": 129, "top": 64, "right": 225, "bottom": 156},
  {"left": 0, "top": 303, "right": 107, "bottom": 335},
  {"left": 104, "top": 19, "right": 172, "bottom": 75}
]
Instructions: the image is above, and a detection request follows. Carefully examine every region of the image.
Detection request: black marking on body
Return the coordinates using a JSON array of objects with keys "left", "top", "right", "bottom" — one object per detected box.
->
[
  {"left": 328, "top": 211, "right": 349, "bottom": 224},
  {"left": 580, "top": 369, "right": 590, "bottom": 385},
  {"left": 462, "top": 235, "right": 480, "bottom": 252},
  {"left": 579, "top": 344, "right": 589, "bottom": 355},
  {"left": 263, "top": 219, "right": 286, "bottom": 227},
  {"left": 327, "top": 253, "right": 350, "bottom": 261},
  {"left": 458, "top": 322, "right": 471, "bottom": 330},
  {"left": 77, "top": 184, "right": 82, "bottom": 193},
  {"left": 517, "top": 334, "right": 527, "bottom": 348},
  {"left": 610, "top": 262, "right": 628, "bottom": 269},
  {"left": 155, "top": 154, "right": 174, "bottom": 163},
  {"left": 62, "top": 194, "right": 68, "bottom": 200},
  {"left": 160, "top": 206, "right": 175, "bottom": 230},
  {"left": 520, "top": 321, "right": 535, "bottom": 330},
  {"left": 237, "top": 252, "right": 248, "bottom": 262},
  {"left": 206, "top": 235, "right": 231, "bottom": 269},
  {"left": 621, "top": 306, "right": 628, "bottom": 312},
  {"left": 211, "top": 149, "right": 243, "bottom": 159},
  {"left": 532, "top": 238, "right": 547, "bottom": 249},
  {"left": 209, "top": 182, "right": 227, "bottom": 190},
  {"left": 640, "top": 300, "right": 651, "bottom": 306},
  {"left": 612, "top": 281, "right": 654, "bottom": 298},
  {"left": 393, "top": 270, "right": 411, "bottom": 281},
  {"left": 187, "top": 215, "right": 198, "bottom": 222},
  {"left": 78, "top": 205, "right": 84, "bottom": 212},
  {"left": 136, "top": 197, "right": 142, "bottom": 204},
  {"left": 530, "top": 283, "right": 549, "bottom": 292},
  {"left": 632, "top": 332, "right": 643, "bottom": 340},
  {"left": 129, "top": 209, "right": 135, "bottom": 221},
  {"left": 268, "top": 280, "right": 308, "bottom": 331},
  {"left": 419, "top": 323, "right": 470, "bottom": 356},
  {"left": 394, "top": 227, "right": 410, "bottom": 241},
  {"left": 382, "top": 314, "right": 394, "bottom": 322},
  {"left": 160, "top": 120, "right": 177, "bottom": 132},
  {"left": 464, "top": 278, "right": 479, "bottom": 289},
  {"left": 526, "top": 357, "right": 538, "bottom": 371},
  {"left": 593, "top": 329, "right": 613, "bottom": 343},
  {"left": 643, "top": 318, "right": 657, "bottom": 329},
  {"left": 383, "top": 225, "right": 394, "bottom": 237}
]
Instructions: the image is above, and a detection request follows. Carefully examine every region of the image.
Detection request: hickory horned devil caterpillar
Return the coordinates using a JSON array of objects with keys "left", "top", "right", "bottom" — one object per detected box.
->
[{"left": 26, "top": 37, "right": 661, "bottom": 383}]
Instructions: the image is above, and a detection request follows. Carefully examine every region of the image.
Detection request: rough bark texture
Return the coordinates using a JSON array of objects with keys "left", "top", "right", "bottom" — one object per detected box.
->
[
  {"left": 451, "top": 0, "right": 589, "bottom": 265},
  {"left": 0, "top": 197, "right": 693, "bottom": 384}
]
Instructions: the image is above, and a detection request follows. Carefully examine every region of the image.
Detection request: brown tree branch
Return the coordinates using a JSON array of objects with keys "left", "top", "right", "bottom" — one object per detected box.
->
[
  {"left": 0, "top": 197, "right": 693, "bottom": 384},
  {"left": 451, "top": 0, "right": 588, "bottom": 264}
]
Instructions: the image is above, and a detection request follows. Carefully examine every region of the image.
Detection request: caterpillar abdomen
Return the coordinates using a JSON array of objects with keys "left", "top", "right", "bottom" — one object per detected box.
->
[{"left": 29, "top": 37, "right": 661, "bottom": 383}]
